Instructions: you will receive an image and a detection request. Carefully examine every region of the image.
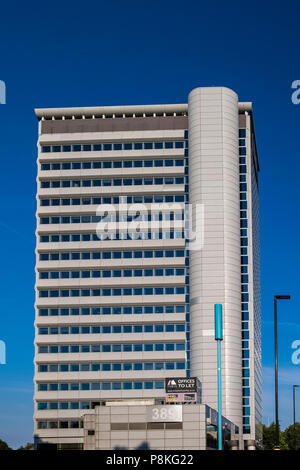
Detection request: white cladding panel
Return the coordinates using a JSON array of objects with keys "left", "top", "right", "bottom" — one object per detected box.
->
[{"left": 188, "top": 87, "right": 242, "bottom": 428}]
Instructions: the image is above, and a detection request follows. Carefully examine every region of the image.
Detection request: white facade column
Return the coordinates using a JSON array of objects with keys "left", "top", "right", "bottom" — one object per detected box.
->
[{"left": 188, "top": 87, "right": 242, "bottom": 428}]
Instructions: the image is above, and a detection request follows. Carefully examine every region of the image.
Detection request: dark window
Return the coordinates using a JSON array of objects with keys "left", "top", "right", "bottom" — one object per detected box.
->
[
  {"left": 165, "top": 422, "right": 182, "bottom": 429},
  {"left": 147, "top": 422, "right": 164, "bottom": 429},
  {"left": 129, "top": 423, "right": 146, "bottom": 430}
]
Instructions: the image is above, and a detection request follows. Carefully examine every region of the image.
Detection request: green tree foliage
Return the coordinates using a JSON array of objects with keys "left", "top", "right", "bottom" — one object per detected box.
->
[
  {"left": 280, "top": 433, "right": 289, "bottom": 450},
  {"left": 262, "top": 422, "right": 288, "bottom": 449},
  {"left": 282, "top": 422, "right": 300, "bottom": 450},
  {"left": 263, "top": 423, "right": 277, "bottom": 449},
  {"left": 0, "top": 439, "right": 12, "bottom": 450},
  {"left": 263, "top": 422, "right": 300, "bottom": 450},
  {"left": 17, "top": 442, "right": 34, "bottom": 450}
]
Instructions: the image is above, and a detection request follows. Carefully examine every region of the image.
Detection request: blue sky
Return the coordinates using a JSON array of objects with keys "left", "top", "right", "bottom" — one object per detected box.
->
[{"left": 0, "top": 0, "right": 299, "bottom": 448}]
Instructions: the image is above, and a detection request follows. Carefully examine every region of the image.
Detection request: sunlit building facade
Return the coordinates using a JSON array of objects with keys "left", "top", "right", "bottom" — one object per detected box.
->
[{"left": 33, "top": 87, "right": 261, "bottom": 449}]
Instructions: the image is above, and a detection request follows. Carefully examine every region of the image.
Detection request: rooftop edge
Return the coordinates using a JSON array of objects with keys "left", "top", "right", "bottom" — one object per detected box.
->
[{"left": 34, "top": 102, "right": 253, "bottom": 119}]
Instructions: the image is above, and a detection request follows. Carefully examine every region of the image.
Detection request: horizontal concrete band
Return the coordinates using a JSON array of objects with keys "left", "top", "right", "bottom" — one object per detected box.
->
[
  {"left": 35, "top": 104, "right": 189, "bottom": 119},
  {"left": 40, "top": 116, "right": 189, "bottom": 135}
]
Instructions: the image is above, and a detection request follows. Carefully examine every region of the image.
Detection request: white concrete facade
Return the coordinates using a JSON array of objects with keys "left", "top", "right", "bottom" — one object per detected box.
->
[
  {"left": 83, "top": 403, "right": 238, "bottom": 450},
  {"left": 188, "top": 88, "right": 242, "bottom": 427},
  {"left": 34, "top": 113, "right": 188, "bottom": 448},
  {"left": 33, "top": 87, "right": 261, "bottom": 449}
]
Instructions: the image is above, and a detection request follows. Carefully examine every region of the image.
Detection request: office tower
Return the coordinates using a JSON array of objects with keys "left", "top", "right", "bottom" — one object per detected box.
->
[{"left": 34, "top": 87, "right": 261, "bottom": 449}]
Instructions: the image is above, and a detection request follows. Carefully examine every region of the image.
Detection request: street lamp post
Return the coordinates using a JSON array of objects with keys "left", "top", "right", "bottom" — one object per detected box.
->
[
  {"left": 274, "top": 295, "right": 290, "bottom": 448},
  {"left": 293, "top": 385, "right": 299, "bottom": 450},
  {"left": 214, "top": 304, "right": 223, "bottom": 451}
]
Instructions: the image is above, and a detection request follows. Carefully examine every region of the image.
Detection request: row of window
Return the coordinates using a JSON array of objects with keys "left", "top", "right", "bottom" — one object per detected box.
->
[
  {"left": 105, "top": 196, "right": 188, "bottom": 205},
  {"left": 110, "top": 422, "right": 183, "bottom": 430},
  {"left": 40, "top": 213, "right": 184, "bottom": 224},
  {"left": 37, "top": 420, "right": 183, "bottom": 430},
  {"left": 40, "top": 176, "right": 185, "bottom": 189},
  {"left": 39, "top": 231, "right": 185, "bottom": 243},
  {"left": 38, "top": 379, "right": 167, "bottom": 393},
  {"left": 39, "top": 267, "right": 185, "bottom": 280},
  {"left": 184, "top": 146, "right": 190, "bottom": 376},
  {"left": 38, "top": 323, "right": 185, "bottom": 335},
  {"left": 38, "top": 286, "right": 186, "bottom": 298},
  {"left": 39, "top": 194, "right": 186, "bottom": 206},
  {"left": 41, "top": 141, "right": 186, "bottom": 154},
  {"left": 239, "top": 129, "right": 251, "bottom": 434},
  {"left": 37, "top": 420, "right": 83, "bottom": 429},
  {"left": 38, "top": 342, "right": 185, "bottom": 354},
  {"left": 39, "top": 248, "right": 185, "bottom": 261},
  {"left": 38, "top": 304, "right": 186, "bottom": 317},
  {"left": 37, "top": 360, "right": 186, "bottom": 373},
  {"left": 40, "top": 158, "right": 185, "bottom": 171}
]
